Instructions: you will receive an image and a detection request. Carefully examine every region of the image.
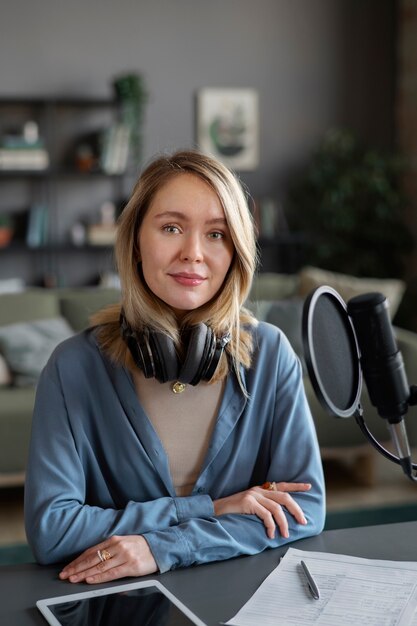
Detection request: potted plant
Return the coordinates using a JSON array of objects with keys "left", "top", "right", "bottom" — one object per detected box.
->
[
  {"left": 285, "top": 129, "right": 414, "bottom": 279},
  {"left": 0, "top": 213, "right": 14, "bottom": 248},
  {"left": 113, "top": 73, "right": 148, "bottom": 168}
]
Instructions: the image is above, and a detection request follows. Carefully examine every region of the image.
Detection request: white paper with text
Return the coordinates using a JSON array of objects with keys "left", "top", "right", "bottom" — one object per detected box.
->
[{"left": 226, "top": 547, "right": 417, "bottom": 626}]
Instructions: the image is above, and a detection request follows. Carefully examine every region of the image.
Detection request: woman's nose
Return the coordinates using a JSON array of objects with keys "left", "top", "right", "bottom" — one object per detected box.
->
[{"left": 180, "top": 234, "right": 203, "bottom": 262}]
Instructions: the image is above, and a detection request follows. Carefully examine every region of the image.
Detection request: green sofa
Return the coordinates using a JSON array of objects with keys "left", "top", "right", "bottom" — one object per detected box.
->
[
  {"left": 1, "top": 268, "right": 417, "bottom": 487},
  {"left": 0, "top": 287, "right": 120, "bottom": 486}
]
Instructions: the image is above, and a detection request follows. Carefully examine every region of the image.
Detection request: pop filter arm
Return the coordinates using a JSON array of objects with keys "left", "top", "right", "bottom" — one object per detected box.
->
[{"left": 302, "top": 285, "right": 417, "bottom": 481}]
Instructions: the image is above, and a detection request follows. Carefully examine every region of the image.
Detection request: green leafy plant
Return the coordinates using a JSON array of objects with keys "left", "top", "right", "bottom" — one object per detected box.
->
[
  {"left": 285, "top": 129, "right": 414, "bottom": 278},
  {"left": 113, "top": 73, "right": 148, "bottom": 168}
]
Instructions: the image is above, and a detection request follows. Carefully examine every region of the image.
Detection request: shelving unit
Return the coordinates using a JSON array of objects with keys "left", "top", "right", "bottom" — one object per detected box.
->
[
  {"left": 0, "top": 96, "right": 130, "bottom": 288},
  {"left": 258, "top": 233, "right": 307, "bottom": 273}
]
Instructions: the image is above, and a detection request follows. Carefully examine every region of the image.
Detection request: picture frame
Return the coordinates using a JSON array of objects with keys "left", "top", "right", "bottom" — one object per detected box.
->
[{"left": 196, "top": 88, "right": 259, "bottom": 170}]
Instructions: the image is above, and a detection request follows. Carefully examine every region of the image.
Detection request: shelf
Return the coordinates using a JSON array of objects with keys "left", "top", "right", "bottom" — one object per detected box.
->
[
  {"left": 47, "top": 244, "right": 115, "bottom": 252},
  {"left": 0, "top": 94, "right": 125, "bottom": 288},
  {"left": 0, "top": 170, "right": 48, "bottom": 178},
  {"left": 0, "top": 243, "right": 114, "bottom": 253},
  {"left": 0, "top": 96, "right": 116, "bottom": 108},
  {"left": 257, "top": 232, "right": 307, "bottom": 273},
  {"left": 258, "top": 232, "right": 307, "bottom": 246},
  {"left": 0, "top": 168, "right": 125, "bottom": 179}
]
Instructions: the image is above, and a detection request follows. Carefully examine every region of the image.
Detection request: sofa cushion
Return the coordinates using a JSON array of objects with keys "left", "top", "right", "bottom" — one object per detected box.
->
[
  {"left": 247, "top": 298, "right": 305, "bottom": 370},
  {"left": 298, "top": 266, "right": 405, "bottom": 319},
  {"left": 0, "top": 317, "right": 74, "bottom": 386},
  {"left": 59, "top": 288, "right": 120, "bottom": 331},
  {"left": 249, "top": 272, "right": 299, "bottom": 302},
  {"left": 0, "top": 289, "right": 60, "bottom": 326}
]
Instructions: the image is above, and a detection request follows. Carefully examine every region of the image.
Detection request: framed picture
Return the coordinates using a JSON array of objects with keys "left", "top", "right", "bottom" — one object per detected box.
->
[{"left": 196, "top": 88, "right": 259, "bottom": 170}]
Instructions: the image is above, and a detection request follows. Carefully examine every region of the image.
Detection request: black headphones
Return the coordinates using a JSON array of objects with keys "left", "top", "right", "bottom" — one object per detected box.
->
[{"left": 120, "top": 311, "right": 231, "bottom": 385}]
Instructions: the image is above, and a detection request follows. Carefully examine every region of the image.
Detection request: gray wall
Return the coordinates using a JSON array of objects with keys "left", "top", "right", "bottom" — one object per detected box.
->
[{"left": 0, "top": 0, "right": 395, "bottom": 199}]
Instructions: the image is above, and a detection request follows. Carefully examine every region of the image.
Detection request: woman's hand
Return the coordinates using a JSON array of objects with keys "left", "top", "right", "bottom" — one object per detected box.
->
[
  {"left": 213, "top": 482, "right": 311, "bottom": 540},
  {"left": 59, "top": 535, "right": 158, "bottom": 584}
]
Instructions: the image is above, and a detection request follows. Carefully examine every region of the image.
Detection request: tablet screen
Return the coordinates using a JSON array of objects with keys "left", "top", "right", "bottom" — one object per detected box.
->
[{"left": 37, "top": 580, "right": 206, "bottom": 626}]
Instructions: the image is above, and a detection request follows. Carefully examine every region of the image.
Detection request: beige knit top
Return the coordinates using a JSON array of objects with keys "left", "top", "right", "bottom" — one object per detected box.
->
[{"left": 133, "top": 371, "right": 225, "bottom": 496}]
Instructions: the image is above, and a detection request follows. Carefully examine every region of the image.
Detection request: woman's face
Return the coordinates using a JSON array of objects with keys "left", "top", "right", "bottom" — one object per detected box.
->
[{"left": 138, "top": 173, "right": 234, "bottom": 317}]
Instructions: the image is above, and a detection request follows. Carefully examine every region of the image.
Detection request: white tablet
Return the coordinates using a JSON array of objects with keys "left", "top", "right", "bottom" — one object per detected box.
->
[{"left": 37, "top": 579, "right": 207, "bottom": 626}]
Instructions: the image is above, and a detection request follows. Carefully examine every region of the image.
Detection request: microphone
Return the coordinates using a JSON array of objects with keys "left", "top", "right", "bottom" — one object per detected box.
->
[{"left": 346, "top": 293, "right": 413, "bottom": 476}]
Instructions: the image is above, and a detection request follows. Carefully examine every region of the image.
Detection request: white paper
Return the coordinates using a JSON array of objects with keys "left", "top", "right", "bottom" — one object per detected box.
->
[{"left": 225, "top": 548, "right": 417, "bottom": 626}]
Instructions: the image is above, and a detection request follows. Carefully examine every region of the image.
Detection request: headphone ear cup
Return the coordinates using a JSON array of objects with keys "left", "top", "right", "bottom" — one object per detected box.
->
[
  {"left": 148, "top": 332, "right": 180, "bottom": 383},
  {"left": 120, "top": 313, "right": 153, "bottom": 378},
  {"left": 121, "top": 313, "right": 226, "bottom": 386},
  {"left": 179, "top": 323, "right": 214, "bottom": 385}
]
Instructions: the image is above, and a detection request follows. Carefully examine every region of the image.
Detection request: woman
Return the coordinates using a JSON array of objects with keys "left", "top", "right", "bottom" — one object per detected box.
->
[{"left": 24, "top": 149, "right": 325, "bottom": 584}]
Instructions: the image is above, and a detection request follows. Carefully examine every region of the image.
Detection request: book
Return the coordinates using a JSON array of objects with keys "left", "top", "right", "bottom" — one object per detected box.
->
[
  {"left": 26, "top": 205, "right": 48, "bottom": 247},
  {"left": 0, "top": 148, "right": 49, "bottom": 170},
  {"left": 100, "top": 124, "right": 130, "bottom": 174},
  {"left": 1, "top": 136, "right": 44, "bottom": 150}
]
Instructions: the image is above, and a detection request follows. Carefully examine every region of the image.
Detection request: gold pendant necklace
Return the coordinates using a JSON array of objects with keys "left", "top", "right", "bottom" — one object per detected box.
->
[{"left": 172, "top": 381, "right": 186, "bottom": 394}]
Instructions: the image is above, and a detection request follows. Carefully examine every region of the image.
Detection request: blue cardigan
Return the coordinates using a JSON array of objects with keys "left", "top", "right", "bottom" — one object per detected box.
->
[{"left": 24, "top": 321, "right": 325, "bottom": 572}]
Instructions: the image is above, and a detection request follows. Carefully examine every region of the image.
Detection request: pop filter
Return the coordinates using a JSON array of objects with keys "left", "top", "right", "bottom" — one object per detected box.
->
[
  {"left": 302, "top": 285, "right": 417, "bottom": 481},
  {"left": 302, "top": 285, "right": 362, "bottom": 418}
]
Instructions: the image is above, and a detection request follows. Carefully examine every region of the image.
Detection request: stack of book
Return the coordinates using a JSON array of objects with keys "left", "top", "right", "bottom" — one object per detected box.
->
[
  {"left": 0, "top": 123, "right": 49, "bottom": 171},
  {"left": 0, "top": 147, "right": 49, "bottom": 170}
]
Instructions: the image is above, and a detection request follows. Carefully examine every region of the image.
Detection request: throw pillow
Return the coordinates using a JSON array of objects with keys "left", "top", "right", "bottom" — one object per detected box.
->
[
  {"left": 298, "top": 266, "right": 406, "bottom": 319},
  {"left": 248, "top": 298, "right": 306, "bottom": 371},
  {"left": 249, "top": 272, "right": 299, "bottom": 302},
  {"left": 0, "top": 317, "right": 74, "bottom": 386}
]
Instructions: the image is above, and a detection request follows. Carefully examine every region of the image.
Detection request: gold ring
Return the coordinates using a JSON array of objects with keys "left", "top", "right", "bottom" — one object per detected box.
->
[
  {"left": 97, "top": 549, "right": 112, "bottom": 563},
  {"left": 101, "top": 549, "right": 112, "bottom": 561}
]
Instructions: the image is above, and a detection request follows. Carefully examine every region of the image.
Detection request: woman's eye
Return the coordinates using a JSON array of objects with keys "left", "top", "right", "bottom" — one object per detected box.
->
[
  {"left": 208, "top": 231, "right": 224, "bottom": 240},
  {"left": 163, "top": 224, "right": 180, "bottom": 234}
]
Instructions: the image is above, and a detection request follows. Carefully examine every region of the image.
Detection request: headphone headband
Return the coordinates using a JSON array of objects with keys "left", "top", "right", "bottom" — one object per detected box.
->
[{"left": 119, "top": 311, "right": 230, "bottom": 385}]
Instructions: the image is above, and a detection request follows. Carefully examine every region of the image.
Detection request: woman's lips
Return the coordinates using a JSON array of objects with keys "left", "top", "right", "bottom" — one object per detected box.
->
[{"left": 169, "top": 272, "right": 206, "bottom": 286}]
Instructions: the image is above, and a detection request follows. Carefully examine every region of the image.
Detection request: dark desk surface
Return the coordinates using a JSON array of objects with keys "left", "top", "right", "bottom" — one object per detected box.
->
[{"left": 2, "top": 521, "right": 417, "bottom": 626}]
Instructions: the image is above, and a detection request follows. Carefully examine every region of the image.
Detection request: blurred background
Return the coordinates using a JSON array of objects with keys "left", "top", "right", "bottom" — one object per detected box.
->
[
  {"left": 1, "top": 0, "right": 417, "bottom": 561},
  {"left": 0, "top": 0, "right": 396, "bottom": 185},
  {"left": 1, "top": 0, "right": 411, "bottom": 293}
]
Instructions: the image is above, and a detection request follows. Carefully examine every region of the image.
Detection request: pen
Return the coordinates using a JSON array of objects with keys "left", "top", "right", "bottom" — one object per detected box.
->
[{"left": 300, "top": 560, "right": 320, "bottom": 600}]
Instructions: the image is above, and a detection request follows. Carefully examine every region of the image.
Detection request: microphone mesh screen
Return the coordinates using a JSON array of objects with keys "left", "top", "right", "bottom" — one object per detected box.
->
[{"left": 312, "top": 294, "right": 358, "bottom": 411}]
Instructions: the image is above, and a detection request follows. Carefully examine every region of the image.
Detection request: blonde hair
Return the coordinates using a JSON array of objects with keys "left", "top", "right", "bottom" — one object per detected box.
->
[{"left": 92, "top": 149, "right": 258, "bottom": 383}]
